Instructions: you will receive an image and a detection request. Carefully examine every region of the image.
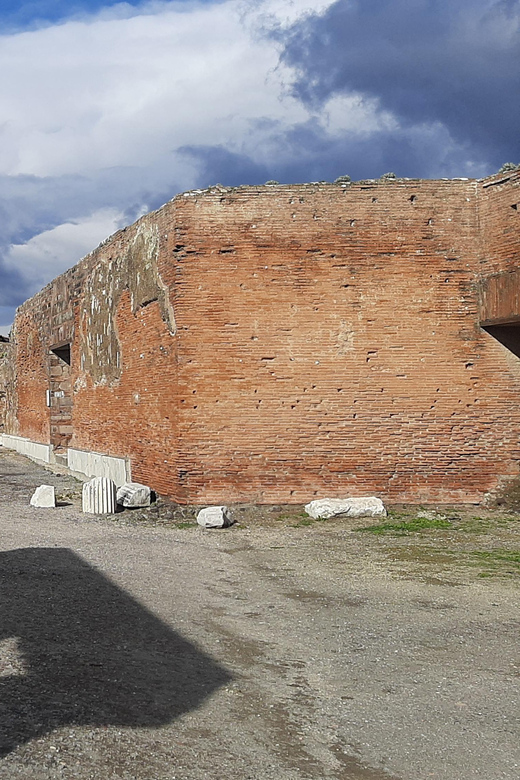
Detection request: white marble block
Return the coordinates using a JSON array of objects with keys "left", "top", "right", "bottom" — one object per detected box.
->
[
  {"left": 196, "top": 505, "right": 233, "bottom": 528},
  {"left": 305, "top": 497, "right": 386, "bottom": 520},
  {"left": 82, "top": 477, "right": 117, "bottom": 515},
  {"left": 117, "top": 482, "right": 151, "bottom": 508},
  {"left": 30, "top": 485, "right": 56, "bottom": 508}
]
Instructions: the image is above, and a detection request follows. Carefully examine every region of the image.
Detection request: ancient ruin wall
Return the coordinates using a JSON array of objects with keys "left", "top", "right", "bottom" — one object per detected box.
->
[
  {"left": 10, "top": 213, "right": 180, "bottom": 494},
  {"left": 479, "top": 169, "right": 520, "bottom": 278},
  {"left": 8, "top": 178, "right": 520, "bottom": 503},
  {"left": 478, "top": 169, "right": 520, "bottom": 325},
  {"left": 166, "top": 180, "right": 520, "bottom": 504},
  {"left": 0, "top": 339, "right": 11, "bottom": 433}
]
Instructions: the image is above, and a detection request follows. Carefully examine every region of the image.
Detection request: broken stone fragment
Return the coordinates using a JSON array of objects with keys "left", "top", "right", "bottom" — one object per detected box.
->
[
  {"left": 116, "top": 482, "right": 151, "bottom": 508},
  {"left": 304, "top": 497, "right": 386, "bottom": 520},
  {"left": 82, "top": 477, "right": 117, "bottom": 515},
  {"left": 196, "top": 505, "right": 234, "bottom": 528},
  {"left": 30, "top": 485, "right": 56, "bottom": 508}
]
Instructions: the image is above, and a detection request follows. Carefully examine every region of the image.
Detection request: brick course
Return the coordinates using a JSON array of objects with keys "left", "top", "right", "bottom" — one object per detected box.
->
[{"left": 7, "top": 173, "right": 520, "bottom": 503}]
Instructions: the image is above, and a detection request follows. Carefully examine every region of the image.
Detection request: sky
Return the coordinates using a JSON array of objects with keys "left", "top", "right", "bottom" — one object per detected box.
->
[{"left": 0, "top": 0, "right": 518, "bottom": 335}]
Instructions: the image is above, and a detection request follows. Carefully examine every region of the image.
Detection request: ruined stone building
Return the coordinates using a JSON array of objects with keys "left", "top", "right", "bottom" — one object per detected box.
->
[
  {"left": 0, "top": 336, "right": 10, "bottom": 434},
  {"left": 1, "top": 170, "right": 520, "bottom": 504}
]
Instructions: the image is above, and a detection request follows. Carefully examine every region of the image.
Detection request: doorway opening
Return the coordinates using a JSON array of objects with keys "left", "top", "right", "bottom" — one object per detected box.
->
[{"left": 49, "top": 342, "right": 72, "bottom": 463}]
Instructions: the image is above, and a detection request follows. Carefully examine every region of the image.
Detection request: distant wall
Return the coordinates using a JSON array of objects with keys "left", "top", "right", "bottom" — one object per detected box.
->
[
  {"left": 7, "top": 177, "right": 520, "bottom": 504},
  {"left": 0, "top": 339, "right": 10, "bottom": 433}
]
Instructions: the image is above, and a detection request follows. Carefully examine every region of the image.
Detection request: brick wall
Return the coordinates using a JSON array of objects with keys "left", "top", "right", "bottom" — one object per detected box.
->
[
  {"left": 0, "top": 339, "right": 11, "bottom": 432},
  {"left": 479, "top": 169, "right": 520, "bottom": 277},
  {"left": 7, "top": 176, "right": 520, "bottom": 504}
]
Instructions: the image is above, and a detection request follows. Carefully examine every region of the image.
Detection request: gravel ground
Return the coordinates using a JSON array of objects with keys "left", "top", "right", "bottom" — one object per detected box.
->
[{"left": 0, "top": 448, "right": 518, "bottom": 780}]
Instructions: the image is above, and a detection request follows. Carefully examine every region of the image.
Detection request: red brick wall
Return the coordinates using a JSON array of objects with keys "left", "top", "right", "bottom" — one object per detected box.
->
[
  {"left": 479, "top": 169, "right": 520, "bottom": 277},
  {"left": 8, "top": 177, "right": 520, "bottom": 504},
  {"left": 478, "top": 170, "right": 520, "bottom": 325}
]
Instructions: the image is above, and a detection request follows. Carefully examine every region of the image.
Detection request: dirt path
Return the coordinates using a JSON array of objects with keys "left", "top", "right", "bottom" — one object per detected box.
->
[{"left": 0, "top": 449, "right": 518, "bottom": 779}]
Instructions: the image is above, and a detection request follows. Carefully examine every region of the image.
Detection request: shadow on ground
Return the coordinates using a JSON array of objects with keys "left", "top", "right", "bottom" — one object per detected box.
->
[{"left": 0, "top": 547, "right": 231, "bottom": 755}]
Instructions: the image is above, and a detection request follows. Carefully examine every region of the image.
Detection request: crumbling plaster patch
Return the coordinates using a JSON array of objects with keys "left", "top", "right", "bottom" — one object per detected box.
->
[{"left": 80, "top": 224, "right": 176, "bottom": 386}]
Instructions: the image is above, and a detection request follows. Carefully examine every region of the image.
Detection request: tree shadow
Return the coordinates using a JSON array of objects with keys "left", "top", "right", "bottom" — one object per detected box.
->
[{"left": 0, "top": 548, "right": 232, "bottom": 755}]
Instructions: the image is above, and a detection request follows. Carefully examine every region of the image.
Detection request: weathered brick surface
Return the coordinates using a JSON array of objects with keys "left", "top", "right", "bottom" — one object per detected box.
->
[
  {"left": 479, "top": 169, "right": 520, "bottom": 277},
  {"left": 479, "top": 169, "right": 520, "bottom": 324},
  {"left": 0, "top": 338, "right": 10, "bottom": 432},
  {"left": 7, "top": 176, "right": 520, "bottom": 504}
]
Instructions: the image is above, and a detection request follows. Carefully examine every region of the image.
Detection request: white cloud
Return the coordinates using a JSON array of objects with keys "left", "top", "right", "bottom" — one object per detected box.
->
[
  {"left": 0, "top": 0, "right": 332, "bottom": 178},
  {"left": 3, "top": 208, "right": 126, "bottom": 292},
  {"left": 0, "top": 0, "right": 398, "bottom": 329}
]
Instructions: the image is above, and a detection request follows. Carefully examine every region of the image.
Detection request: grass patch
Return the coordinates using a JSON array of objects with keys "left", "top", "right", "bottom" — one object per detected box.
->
[
  {"left": 457, "top": 516, "right": 519, "bottom": 533},
  {"left": 470, "top": 549, "right": 520, "bottom": 565},
  {"left": 386, "top": 545, "right": 520, "bottom": 580},
  {"left": 357, "top": 517, "right": 453, "bottom": 536},
  {"left": 277, "top": 511, "right": 307, "bottom": 522},
  {"left": 291, "top": 518, "right": 315, "bottom": 528},
  {"left": 469, "top": 549, "right": 520, "bottom": 578},
  {"left": 176, "top": 522, "right": 196, "bottom": 529}
]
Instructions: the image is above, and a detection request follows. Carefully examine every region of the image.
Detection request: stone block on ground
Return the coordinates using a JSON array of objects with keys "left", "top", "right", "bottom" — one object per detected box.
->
[
  {"left": 30, "top": 485, "right": 56, "bottom": 508},
  {"left": 197, "top": 505, "right": 234, "bottom": 528},
  {"left": 82, "top": 477, "right": 117, "bottom": 515},
  {"left": 305, "top": 497, "right": 386, "bottom": 520},
  {"left": 117, "top": 482, "right": 151, "bottom": 508}
]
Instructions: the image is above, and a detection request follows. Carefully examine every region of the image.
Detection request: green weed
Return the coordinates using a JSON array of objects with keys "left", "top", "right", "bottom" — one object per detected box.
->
[
  {"left": 470, "top": 549, "right": 520, "bottom": 565},
  {"left": 357, "top": 517, "right": 453, "bottom": 535}
]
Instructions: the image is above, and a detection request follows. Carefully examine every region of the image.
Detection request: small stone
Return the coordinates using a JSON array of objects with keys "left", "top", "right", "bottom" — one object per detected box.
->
[
  {"left": 196, "top": 505, "right": 234, "bottom": 528},
  {"left": 305, "top": 497, "right": 386, "bottom": 520},
  {"left": 116, "top": 482, "right": 151, "bottom": 508},
  {"left": 30, "top": 485, "right": 56, "bottom": 508},
  {"left": 82, "top": 477, "right": 117, "bottom": 514},
  {"left": 416, "top": 510, "right": 444, "bottom": 521}
]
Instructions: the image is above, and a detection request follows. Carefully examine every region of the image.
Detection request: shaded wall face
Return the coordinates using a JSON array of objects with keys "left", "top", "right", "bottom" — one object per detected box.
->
[
  {"left": 165, "top": 182, "right": 520, "bottom": 503},
  {"left": 479, "top": 171, "right": 520, "bottom": 278},
  {"left": 0, "top": 341, "right": 11, "bottom": 432},
  {"left": 9, "top": 180, "right": 520, "bottom": 504},
  {"left": 478, "top": 172, "right": 520, "bottom": 332}
]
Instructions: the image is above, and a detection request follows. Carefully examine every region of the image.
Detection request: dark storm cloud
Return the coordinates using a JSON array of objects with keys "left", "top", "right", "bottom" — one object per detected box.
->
[
  {"left": 279, "top": 0, "right": 520, "bottom": 170},
  {"left": 180, "top": 116, "right": 478, "bottom": 190},
  {"left": 178, "top": 145, "right": 272, "bottom": 188}
]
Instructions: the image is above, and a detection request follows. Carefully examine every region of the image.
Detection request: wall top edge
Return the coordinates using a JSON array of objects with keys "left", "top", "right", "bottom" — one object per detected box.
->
[{"left": 13, "top": 169, "right": 519, "bottom": 321}]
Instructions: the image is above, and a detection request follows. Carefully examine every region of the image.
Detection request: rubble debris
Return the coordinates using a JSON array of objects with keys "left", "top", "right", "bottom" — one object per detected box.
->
[
  {"left": 117, "top": 482, "right": 152, "bottom": 508},
  {"left": 305, "top": 497, "right": 386, "bottom": 520},
  {"left": 30, "top": 485, "right": 56, "bottom": 508},
  {"left": 196, "top": 505, "right": 234, "bottom": 528},
  {"left": 82, "top": 477, "right": 117, "bottom": 515}
]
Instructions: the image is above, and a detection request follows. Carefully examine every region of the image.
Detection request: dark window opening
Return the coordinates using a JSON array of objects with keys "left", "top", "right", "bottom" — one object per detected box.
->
[
  {"left": 512, "top": 203, "right": 518, "bottom": 211},
  {"left": 483, "top": 325, "right": 520, "bottom": 358},
  {"left": 50, "top": 344, "right": 71, "bottom": 366}
]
